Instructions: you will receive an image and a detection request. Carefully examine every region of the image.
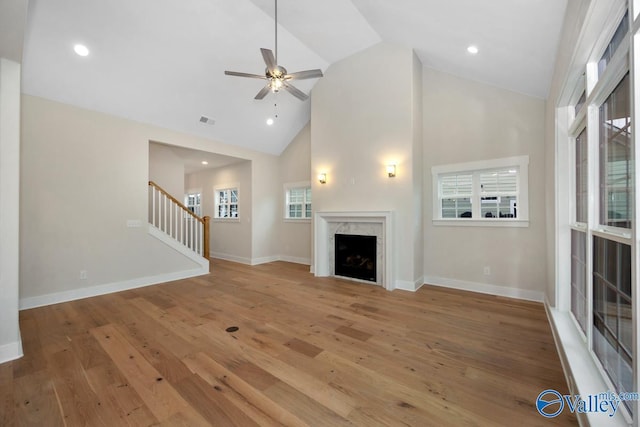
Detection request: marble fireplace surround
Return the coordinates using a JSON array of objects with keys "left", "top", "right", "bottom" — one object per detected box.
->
[{"left": 314, "top": 211, "right": 394, "bottom": 291}]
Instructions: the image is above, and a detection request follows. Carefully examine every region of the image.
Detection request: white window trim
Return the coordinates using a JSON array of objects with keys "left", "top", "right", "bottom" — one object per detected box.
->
[
  {"left": 213, "top": 183, "right": 240, "bottom": 222},
  {"left": 283, "top": 181, "right": 311, "bottom": 222},
  {"left": 184, "top": 188, "right": 202, "bottom": 218},
  {"left": 431, "top": 155, "right": 529, "bottom": 227}
]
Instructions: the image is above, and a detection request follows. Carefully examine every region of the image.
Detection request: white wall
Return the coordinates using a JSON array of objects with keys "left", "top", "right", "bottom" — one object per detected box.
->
[
  {"left": 149, "top": 142, "right": 185, "bottom": 199},
  {"left": 20, "top": 95, "right": 281, "bottom": 301},
  {"left": 186, "top": 161, "right": 252, "bottom": 263},
  {"left": 311, "top": 42, "right": 423, "bottom": 289},
  {"left": 279, "top": 123, "right": 312, "bottom": 264},
  {"left": 423, "top": 68, "right": 546, "bottom": 301},
  {"left": 0, "top": 58, "right": 23, "bottom": 362}
]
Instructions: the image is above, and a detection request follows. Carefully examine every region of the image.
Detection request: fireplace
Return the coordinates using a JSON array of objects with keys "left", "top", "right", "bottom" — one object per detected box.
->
[
  {"left": 314, "top": 211, "right": 393, "bottom": 290},
  {"left": 335, "top": 234, "right": 377, "bottom": 282}
]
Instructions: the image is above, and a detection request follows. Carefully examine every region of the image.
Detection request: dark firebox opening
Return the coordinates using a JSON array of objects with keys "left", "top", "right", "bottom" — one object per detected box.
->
[{"left": 334, "top": 234, "right": 376, "bottom": 282}]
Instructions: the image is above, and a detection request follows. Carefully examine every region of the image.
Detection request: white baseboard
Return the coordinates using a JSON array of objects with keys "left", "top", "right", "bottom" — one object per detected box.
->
[
  {"left": 0, "top": 340, "right": 23, "bottom": 364},
  {"left": 211, "top": 252, "right": 252, "bottom": 265},
  {"left": 251, "top": 256, "right": 280, "bottom": 266},
  {"left": 395, "top": 277, "right": 425, "bottom": 292},
  {"left": 19, "top": 267, "right": 208, "bottom": 310},
  {"left": 423, "top": 275, "right": 544, "bottom": 302},
  {"left": 211, "top": 252, "right": 311, "bottom": 267},
  {"left": 277, "top": 255, "right": 311, "bottom": 266}
]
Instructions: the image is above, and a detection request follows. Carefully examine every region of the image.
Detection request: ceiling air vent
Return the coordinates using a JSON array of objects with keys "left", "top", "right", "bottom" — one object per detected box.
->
[{"left": 199, "top": 115, "right": 215, "bottom": 125}]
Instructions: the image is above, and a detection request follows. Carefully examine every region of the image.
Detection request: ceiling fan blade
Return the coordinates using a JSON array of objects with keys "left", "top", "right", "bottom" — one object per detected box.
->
[
  {"left": 286, "top": 69, "right": 324, "bottom": 80},
  {"left": 283, "top": 82, "right": 308, "bottom": 101},
  {"left": 255, "top": 85, "right": 271, "bottom": 100},
  {"left": 260, "top": 48, "right": 278, "bottom": 73},
  {"left": 225, "top": 70, "right": 266, "bottom": 79}
]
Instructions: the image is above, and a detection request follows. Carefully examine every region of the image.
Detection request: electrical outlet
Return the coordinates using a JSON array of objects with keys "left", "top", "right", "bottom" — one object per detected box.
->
[
  {"left": 483, "top": 266, "right": 491, "bottom": 276},
  {"left": 80, "top": 270, "right": 87, "bottom": 280}
]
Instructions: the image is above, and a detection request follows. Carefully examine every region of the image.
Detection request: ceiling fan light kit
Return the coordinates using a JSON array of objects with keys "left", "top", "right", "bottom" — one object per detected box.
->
[{"left": 224, "top": 0, "right": 323, "bottom": 101}]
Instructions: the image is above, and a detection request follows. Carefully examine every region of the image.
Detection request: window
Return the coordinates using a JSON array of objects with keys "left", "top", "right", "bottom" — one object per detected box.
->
[
  {"left": 479, "top": 170, "right": 518, "bottom": 218},
  {"left": 185, "top": 192, "right": 201, "bottom": 217},
  {"left": 440, "top": 174, "right": 472, "bottom": 218},
  {"left": 285, "top": 185, "right": 311, "bottom": 219},
  {"left": 558, "top": 7, "right": 635, "bottom": 420},
  {"left": 575, "top": 128, "right": 588, "bottom": 224},
  {"left": 599, "top": 73, "right": 632, "bottom": 230},
  {"left": 597, "top": 11, "right": 629, "bottom": 78},
  {"left": 571, "top": 230, "right": 587, "bottom": 333},
  {"left": 432, "top": 156, "right": 529, "bottom": 225},
  {"left": 592, "top": 236, "right": 633, "bottom": 412},
  {"left": 214, "top": 187, "right": 238, "bottom": 219}
]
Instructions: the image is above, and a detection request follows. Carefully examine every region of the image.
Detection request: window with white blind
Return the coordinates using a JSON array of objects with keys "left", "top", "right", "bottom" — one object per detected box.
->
[
  {"left": 440, "top": 174, "right": 472, "bottom": 218},
  {"left": 284, "top": 183, "right": 311, "bottom": 220},
  {"left": 432, "top": 156, "right": 529, "bottom": 226}
]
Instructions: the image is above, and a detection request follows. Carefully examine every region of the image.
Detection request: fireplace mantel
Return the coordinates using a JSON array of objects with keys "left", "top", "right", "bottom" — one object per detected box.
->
[{"left": 314, "top": 211, "right": 394, "bottom": 290}]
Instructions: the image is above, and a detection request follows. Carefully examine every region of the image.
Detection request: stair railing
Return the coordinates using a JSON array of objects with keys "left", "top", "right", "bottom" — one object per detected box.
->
[{"left": 148, "top": 181, "right": 210, "bottom": 257}]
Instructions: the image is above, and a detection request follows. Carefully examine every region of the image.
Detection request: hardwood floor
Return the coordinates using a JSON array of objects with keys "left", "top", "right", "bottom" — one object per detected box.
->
[{"left": 1, "top": 260, "right": 576, "bottom": 426}]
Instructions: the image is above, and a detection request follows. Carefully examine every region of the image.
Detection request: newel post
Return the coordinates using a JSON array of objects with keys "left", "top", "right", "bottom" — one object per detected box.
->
[{"left": 203, "top": 216, "right": 211, "bottom": 258}]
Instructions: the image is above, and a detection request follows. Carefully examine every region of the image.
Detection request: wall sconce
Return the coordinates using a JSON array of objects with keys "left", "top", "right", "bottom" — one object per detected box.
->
[
  {"left": 318, "top": 173, "right": 327, "bottom": 184},
  {"left": 386, "top": 164, "right": 396, "bottom": 178}
]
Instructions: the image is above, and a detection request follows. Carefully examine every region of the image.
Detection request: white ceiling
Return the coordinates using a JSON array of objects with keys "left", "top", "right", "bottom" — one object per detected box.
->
[{"left": 21, "top": 0, "right": 568, "bottom": 156}]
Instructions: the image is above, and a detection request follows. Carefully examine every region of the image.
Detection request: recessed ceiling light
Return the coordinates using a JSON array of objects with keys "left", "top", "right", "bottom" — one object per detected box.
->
[
  {"left": 266, "top": 118, "right": 274, "bottom": 126},
  {"left": 201, "top": 161, "right": 209, "bottom": 165},
  {"left": 467, "top": 45, "right": 479, "bottom": 55},
  {"left": 74, "top": 44, "right": 90, "bottom": 57}
]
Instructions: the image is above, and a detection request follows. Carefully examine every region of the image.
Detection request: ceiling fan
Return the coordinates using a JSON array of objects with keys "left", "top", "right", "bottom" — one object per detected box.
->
[{"left": 224, "top": 0, "right": 323, "bottom": 101}]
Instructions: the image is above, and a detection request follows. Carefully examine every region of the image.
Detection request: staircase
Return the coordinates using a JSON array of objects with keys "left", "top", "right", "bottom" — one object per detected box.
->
[{"left": 148, "top": 181, "right": 210, "bottom": 262}]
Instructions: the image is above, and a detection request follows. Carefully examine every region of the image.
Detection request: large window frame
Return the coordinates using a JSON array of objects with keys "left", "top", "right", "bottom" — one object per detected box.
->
[
  {"left": 559, "top": 3, "right": 637, "bottom": 423},
  {"left": 431, "top": 155, "right": 529, "bottom": 227}
]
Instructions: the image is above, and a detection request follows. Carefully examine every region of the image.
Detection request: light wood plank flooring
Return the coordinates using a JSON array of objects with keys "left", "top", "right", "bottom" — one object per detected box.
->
[{"left": 1, "top": 260, "right": 576, "bottom": 426}]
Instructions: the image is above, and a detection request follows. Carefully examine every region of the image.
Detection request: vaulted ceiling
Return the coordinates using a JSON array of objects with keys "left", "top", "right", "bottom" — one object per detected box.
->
[{"left": 20, "top": 0, "right": 568, "bottom": 155}]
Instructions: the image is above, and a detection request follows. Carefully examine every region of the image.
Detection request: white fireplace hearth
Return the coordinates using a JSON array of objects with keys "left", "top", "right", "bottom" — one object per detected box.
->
[{"left": 314, "top": 211, "right": 394, "bottom": 290}]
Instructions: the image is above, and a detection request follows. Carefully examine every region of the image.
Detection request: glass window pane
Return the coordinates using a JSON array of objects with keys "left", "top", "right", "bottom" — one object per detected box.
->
[
  {"left": 598, "top": 11, "right": 629, "bottom": 78},
  {"left": 592, "top": 235, "right": 633, "bottom": 407},
  {"left": 571, "top": 230, "right": 587, "bottom": 333},
  {"left": 599, "top": 73, "right": 632, "bottom": 229},
  {"left": 230, "top": 189, "right": 238, "bottom": 203},
  {"left": 289, "top": 188, "right": 304, "bottom": 203},
  {"left": 575, "top": 128, "right": 588, "bottom": 223},
  {"left": 441, "top": 174, "right": 472, "bottom": 196},
  {"left": 305, "top": 188, "right": 312, "bottom": 202}
]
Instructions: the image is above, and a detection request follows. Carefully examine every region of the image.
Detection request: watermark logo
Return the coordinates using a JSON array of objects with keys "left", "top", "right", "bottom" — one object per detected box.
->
[
  {"left": 536, "top": 389, "right": 639, "bottom": 418},
  {"left": 536, "top": 389, "right": 565, "bottom": 418}
]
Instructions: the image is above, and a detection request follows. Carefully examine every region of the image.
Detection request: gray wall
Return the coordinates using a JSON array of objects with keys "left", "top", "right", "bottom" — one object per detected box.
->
[
  {"left": 279, "top": 123, "right": 312, "bottom": 264},
  {"left": 423, "top": 68, "right": 546, "bottom": 299},
  {"left": 149, "top": 143, "right": 185, "bottom": 199},
  {"left": 311, "top": 42, "right": 423, "bottom": 288},
  {"left": 186, "top": 161, "right": 253, "bottom": 263}
]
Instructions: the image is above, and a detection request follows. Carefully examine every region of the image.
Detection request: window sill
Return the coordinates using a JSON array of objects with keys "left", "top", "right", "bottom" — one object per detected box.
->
[
  {"left": 213, "top": 218, "right": 240, "bottom": 223},
  {"left": 547, "top": 306, "right": 632, "bottom": 426},
  {"left": 283, "top": 218, "right": 311, "bottom": 224},
  {"left": 432, "top": 219, "right": 529, "bottom": 228}
]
